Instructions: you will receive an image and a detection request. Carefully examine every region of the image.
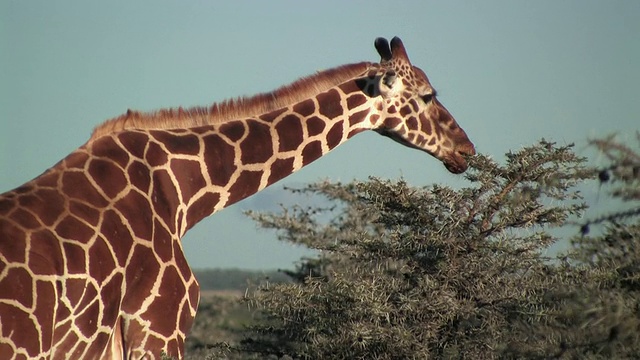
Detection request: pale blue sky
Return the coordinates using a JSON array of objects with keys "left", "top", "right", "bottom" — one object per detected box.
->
[{"left": 2, "top": 1, "right": 638, "bottom": 269}]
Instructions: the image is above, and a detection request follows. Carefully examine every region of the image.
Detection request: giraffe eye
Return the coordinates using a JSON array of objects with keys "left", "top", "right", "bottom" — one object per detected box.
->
[{"left": 421, "top": 93, "right": 435, "bottom": 103}]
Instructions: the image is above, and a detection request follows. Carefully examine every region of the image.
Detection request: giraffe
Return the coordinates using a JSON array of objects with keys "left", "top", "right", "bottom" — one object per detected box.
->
[{"left": 0, "top": 37, "right": 475, "bottom": 359}]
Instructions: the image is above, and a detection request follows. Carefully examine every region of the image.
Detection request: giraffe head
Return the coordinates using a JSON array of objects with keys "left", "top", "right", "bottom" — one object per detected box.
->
[{"left": 369, "top": 37, "right": 475, "bottom": 174}]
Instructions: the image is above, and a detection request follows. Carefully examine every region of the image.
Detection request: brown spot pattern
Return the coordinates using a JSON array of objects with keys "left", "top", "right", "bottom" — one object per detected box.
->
[
  {"left": 63, "top": 242, "right": 86, "bottom": 274},
  {"left": 151, "top": 132, "right": 200, "bottom": 156},
  {"left": 227, "top": 170, "right": 262, "bottom": 205},
  {"left": 306, "top": 116, "right": 326, "bottom": 136},
  {"left": 56, "top": 218, "right": 90, "bottom": 246},
  {"left": 88, "top": 236, "right": 116, "bottom": 284},
  {"left": 275, "top": 115, "right": 303, "bottom": 152},
  {"left": 293, "top": 99, "right": 315, "bottom": 117},
  {"left": 119, "top": 132, "right": 149, "bottom": 159},
  {"left": 29, "top": 229, "right": 64, "bottom": 275},
  {"left": 89, "top": 158, "right": 127, "bottom": 199},
  {"left": 268, "top": 158, "right": 295, "bottom": 185},
  {"left": 302, "top": 141, "right": 323, "bottom": 165},
  {"left": 100, "top": 209, "right": 134, "bottom": 267},
  {"left": 151, "top": 170, "right": 179, "bottom": 234},
  {"left": 153, "top": 218, "right": 173, "bottom": 263},
  {"left": 203, "top": 134, "right": 237, "bottom": 186},
  {"left": 62, "top": 172, "right": 109, "bottom": 208},
  {"left": 185, "top": 192, "right": 219, "bottom": 230},
  {"left": 218, "top": 122, "right": 245, "bottom": 143},
  {"left": 128, "top": 160, "right": 152, "bottom": 193},
  {"left": 240, "top": 120, "right": 273, "bottom": 164},
  {"left": 145, "top": 142, "right": 168, "bottom": 167},
  {"left": 0, "top": 267, "right": 33, "bottom": 307},
  {"left": 92, "top": 137, "right": 131, "bottom": 168},
  {"left": 317, "top": 89, "right": 343, "bottom": 119},
  {"left": 122, "top": 245, "right": 160, "bottom": 313},
  {"left": 115, "top": 191, "right": 153, "bottom": 241},
  {"left": 170, "top": 159, "right": 206, "bottom": 204},
  {"left": 0, "top": 221, "right": 27, "bottom": 263},
  {"left": 326, "top": 121, "right": 344, "bottom": 149},
  {"left": 144, "top": 267, "right": 185, "bottom": 335}
]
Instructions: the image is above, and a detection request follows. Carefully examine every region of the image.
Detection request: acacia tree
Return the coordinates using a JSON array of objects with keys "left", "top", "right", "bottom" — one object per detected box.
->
[
  {"left": 203, "top": 137, "right": 639, "bottom": 359},
  {"left": 556, "top": 135, "right": 640, "bottom": 359}
]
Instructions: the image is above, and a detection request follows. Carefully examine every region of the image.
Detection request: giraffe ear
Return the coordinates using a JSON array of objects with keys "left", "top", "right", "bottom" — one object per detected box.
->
[
  {"left": 378, "top": 70, "right": 398, "bottom": 98},
  {"left": 374, "top": 37, "right": 392, "bottom": 62}
]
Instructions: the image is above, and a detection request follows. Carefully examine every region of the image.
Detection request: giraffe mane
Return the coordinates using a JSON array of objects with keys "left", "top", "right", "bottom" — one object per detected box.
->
[{"left": 90, "top": 62, "right": 374, "bottom": 140}]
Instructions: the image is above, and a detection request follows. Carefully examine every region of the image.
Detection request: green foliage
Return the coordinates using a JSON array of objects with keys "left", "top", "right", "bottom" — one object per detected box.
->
[{"left": 223, "top": 138, "right": 640, "bottom": 359}]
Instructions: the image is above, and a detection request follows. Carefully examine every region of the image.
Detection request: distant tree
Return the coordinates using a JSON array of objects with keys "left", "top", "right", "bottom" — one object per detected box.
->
[
  {"left": 193, "top": 268, "right": 291, "bottom": 291},
  {"left": 199, "top": 136, "right": 639, "bottom": 359}
]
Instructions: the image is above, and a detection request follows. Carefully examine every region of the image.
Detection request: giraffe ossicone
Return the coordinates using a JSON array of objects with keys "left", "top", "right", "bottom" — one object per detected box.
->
[{"left": 0, "top": 36, "right": 474, "bottom": 359}]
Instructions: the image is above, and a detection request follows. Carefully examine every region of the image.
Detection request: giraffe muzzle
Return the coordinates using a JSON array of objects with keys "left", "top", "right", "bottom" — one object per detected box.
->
[{"left": 443, "top": 142, "right": 476, "bottom": 174}]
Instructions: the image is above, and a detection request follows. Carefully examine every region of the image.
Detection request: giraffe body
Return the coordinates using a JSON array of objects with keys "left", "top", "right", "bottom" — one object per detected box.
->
[{"left": 0, "top": 37, "right": 474, "bottom": 359}]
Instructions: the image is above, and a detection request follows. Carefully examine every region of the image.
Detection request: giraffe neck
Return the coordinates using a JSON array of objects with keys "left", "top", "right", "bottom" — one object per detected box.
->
[{"left": 79, "top": 63, "right": 383, "bottom": 238}]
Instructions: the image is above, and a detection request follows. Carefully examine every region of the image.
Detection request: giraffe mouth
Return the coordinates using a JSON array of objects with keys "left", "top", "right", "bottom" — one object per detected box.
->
[
  {"left": 443, "top": 155, "right": 468, "bottom": 174},
  {"left": 443, "top": 144, "right": 476, "bottom": 174}
]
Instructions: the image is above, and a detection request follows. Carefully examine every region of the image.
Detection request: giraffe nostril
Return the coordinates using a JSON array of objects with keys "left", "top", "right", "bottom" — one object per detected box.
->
[{"left": 457, "top": 142, "right": 476, "bottom": 157}]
